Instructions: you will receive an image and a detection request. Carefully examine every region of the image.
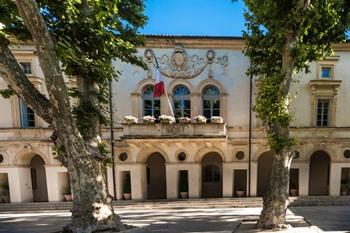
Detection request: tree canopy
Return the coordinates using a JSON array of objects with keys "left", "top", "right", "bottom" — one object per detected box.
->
[{"left": 244, "top": 0, "right": 350, "bottom": 152}]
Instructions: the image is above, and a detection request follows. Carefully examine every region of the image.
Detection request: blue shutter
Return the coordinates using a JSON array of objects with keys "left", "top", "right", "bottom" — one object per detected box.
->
[{"left": 19, "top": 99, "right": 28, "bottom": 128}]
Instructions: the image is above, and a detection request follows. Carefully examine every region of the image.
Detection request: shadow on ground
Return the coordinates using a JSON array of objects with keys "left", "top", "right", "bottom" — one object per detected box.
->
[{"left": 290, "top": 206, "right": 350, "bottom": 233}]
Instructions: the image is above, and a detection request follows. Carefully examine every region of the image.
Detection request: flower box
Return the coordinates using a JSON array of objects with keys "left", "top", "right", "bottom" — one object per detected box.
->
[
  {"left": 159, "top": 115, "right": 175, "bottom": 124},
  {"left": 193, "top": 115, "right": 207, "bottom": 123},
  {"left": 178, "top": 117, "right": 191, "bottom": 124},
  {"left": 211, "top": 116, "right": 223, "bottom": 123},
  {"left": 124, "top": 115, "right": 138, "bottom": 124},
  {"left": 142, "top": 115, "right": 156, "bottom": 124}
]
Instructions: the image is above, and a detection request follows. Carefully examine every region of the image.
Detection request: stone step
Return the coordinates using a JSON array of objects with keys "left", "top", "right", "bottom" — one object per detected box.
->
[{"left": 0, "top": 196, "right": 350, "bottom": 212}]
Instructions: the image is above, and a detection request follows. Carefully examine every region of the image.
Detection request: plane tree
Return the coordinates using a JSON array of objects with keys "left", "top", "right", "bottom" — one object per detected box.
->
[
  {"left": 0, "top": 0, "right": 146, "bottom": 232},
  {"left": 243, "top": 0, "right": 349, "bottom": 229}
]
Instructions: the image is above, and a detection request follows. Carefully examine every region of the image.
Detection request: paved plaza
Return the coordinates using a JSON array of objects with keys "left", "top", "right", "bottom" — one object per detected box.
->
[{"left": 0, "top": 205, "right": 349, "bottom": 233}]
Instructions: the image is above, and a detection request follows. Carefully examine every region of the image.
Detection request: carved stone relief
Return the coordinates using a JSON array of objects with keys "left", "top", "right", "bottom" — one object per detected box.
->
[{"left": 144, "top": 46, "right": 228, "bottom": 79}]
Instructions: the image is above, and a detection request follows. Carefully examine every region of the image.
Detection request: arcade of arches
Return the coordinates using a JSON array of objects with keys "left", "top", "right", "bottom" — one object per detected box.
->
[
  {"left": 1, "top": 148, "right": 348, "bottom": 202},
  {"left": 114, "top": 148, "right": 346, "bottom": 201}
]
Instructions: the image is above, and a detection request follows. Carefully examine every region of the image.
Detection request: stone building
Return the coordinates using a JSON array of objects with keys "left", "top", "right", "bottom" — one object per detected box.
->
[{"left": 1, "top": 35, "right": 350, "bottom": 202}]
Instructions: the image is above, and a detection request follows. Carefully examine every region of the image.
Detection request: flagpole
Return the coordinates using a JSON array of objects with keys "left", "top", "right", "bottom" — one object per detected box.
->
[{"left": 152, "top": 52, "right": 175, "bottom": 118}]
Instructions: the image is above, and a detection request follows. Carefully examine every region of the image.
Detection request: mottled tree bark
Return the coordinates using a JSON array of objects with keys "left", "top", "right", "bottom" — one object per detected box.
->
[{"left": 0, "top": 1, "right": 123, "bottom": 232}]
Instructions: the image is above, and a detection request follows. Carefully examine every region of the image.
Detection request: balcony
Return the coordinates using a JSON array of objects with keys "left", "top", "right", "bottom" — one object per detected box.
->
[
  {"left": 122, "top": 123, "right": 227, "bottom": 139},
  {"left": 0, "top": 128, "right": 52, "bottom": 141}
]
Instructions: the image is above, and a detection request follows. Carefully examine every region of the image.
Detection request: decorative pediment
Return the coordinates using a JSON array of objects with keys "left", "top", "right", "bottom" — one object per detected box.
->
[{"left": 144, "top": 47, "right": 228, "bottom": 79}]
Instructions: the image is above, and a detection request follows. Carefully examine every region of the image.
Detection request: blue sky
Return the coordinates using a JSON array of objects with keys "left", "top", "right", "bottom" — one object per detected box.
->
[{"left": 140, "top": 0, "right": 246, "bottom": 36}]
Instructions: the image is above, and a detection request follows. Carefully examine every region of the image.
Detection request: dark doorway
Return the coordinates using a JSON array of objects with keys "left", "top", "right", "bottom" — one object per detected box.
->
[
  {"left": 257, "top": 151, "right": 273, "bottom": 197},
  {"left": 289, "top": 168, "right": 299, "bottom": 196},
  {"left": 234, "top": 169, "right": 247, "bottom": 197},
  {"left": 30, "top": 155, "right": 48, "bottom": 202},
  {"left": 201, "top": 152, "right": 222, "bottom": 198},
  {"left": 146, "top": 153, "right": 166, "bottom": 199},
  {"left": 309, "top": 151, "right": 330, "bottom": 195}
]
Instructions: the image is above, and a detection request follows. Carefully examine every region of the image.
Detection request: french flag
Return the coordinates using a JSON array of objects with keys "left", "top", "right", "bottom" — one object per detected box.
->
[{"left": 153, "top": 69, "right": 165, "bottom": 97}]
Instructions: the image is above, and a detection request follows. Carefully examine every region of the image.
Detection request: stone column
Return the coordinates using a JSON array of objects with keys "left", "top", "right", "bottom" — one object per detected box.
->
[
  {"left": 222, "top": 163, "right": 233, "bottom": 197},
  {"left": 131, "top": 165, "right": 147, "bottom": 200},
  {"left": 106, "top": 167, "right": 115, "bottom": 198},
  {"left": 191, "top": 93, "right": 201, "bottom": 119},
  {"left": 45, "top": 166, "right": 67, "bottom": 202},
  {"left": 250, "top": 162, "right": 257, "bottom": 196},
  {"left": 298, "top": 163, "right": 309, "bottom": 196},
  {"left": 329, "top": 163, "right": 341, "bottom": 196},
  {"left": 165, "top": 164, "right": 178, "bottom": 199},
  {"left": 221, "top": 93, "right": 228, "bottom": 121},
  {"left": 131, "top": 93, "right": 140, "bottom": 119},
  {"left": 4, "top": 167, "right": 33, "bottom": 202},
  {"left": 188, "top": 163, "right": 201, "bottom": 198}
]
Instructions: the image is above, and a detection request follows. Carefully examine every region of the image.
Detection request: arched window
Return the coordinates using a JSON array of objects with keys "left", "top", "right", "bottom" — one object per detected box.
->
[
  {"left": 202, "top": 85, "right": 220, "bottom": 119},
  {"left": 142, "top": 86, "right": 160, "bottom": 118},
  {"left": 173, "top": 85, "right": 191, "bottom": 118}
]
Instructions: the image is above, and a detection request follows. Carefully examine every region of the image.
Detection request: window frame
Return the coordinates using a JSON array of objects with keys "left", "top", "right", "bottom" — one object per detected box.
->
[
  {"left": 19, "top": 62, "right": 32, "bottom": 75},
  {"left": 316, "top": 99, "right": 330, "bottom": 127},
  {"left": 202, "top": 85, "right": 220, "bottom": 119},
  {"left": 173, "top": 85, "right": 191, "bottom": 118},
  {"left": 19, "top": 98, "right": 36, "bottom": 128},
  {"left": 142, "top": 86, "right": 160, "bottom": 118}
]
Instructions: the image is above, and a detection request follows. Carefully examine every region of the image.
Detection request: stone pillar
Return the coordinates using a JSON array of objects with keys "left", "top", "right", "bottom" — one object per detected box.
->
[
  {"left": 221, "top": 93, "right": 228, "bottom": 121},
  {"left": 222, "top": 164, "right": 233, "bottom": 197},
  {"left": 45, "top": 166, "right": 67, "bottom": 202},
  {"left": 117, "top": 164, "right": 147, "bottom": 200},
  {"left": 250, "top": 162, "right": 257, "bottom": 197},
  {"left": 191, "top": 93, "right": 201, "bottom": 119},
  {"left": 106, "top": 167, "right": 115, "bottom": 198},
  {"left": 4, "top": 167, "right": 33, "bottom": 202},
  {"left": 165, "top": 164, "right": 178, "bottom": 199},
  {"left": 188, "top": 164, "right": 201, "bottom": 198},
  {"left": 131, "top": 165, "right": 146, "bottom": 200},
  {"left": 329, "top": 163, "right": 341, "bottom": 196},
  {"left": 131, "top": 93, "right": 140, "bottom": 119},
  {"left": 298, "top": 163, "right": 309, "bottom": 196}
]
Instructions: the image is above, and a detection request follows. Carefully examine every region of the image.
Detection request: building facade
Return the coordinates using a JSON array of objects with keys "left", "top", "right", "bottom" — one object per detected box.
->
[{"left": 1, "top": 36, "right": 350, "bottom": 202}]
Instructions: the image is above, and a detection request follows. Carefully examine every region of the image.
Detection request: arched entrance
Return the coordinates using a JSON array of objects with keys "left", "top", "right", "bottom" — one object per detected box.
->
[
  {"left": 309, "top": 150, "right": 330, "bottom": 195},
  {"left": 146, "top": 153, "right": 166, "bottom": 199},
  {"left": 201, "top": 152, "right": 222, "bottom": 198},
  {"left": 30, "top": 155, "right": 48, "bottom": 202},
  {"left": 257, "top": 151, "right": 273, "bottom": 197}
]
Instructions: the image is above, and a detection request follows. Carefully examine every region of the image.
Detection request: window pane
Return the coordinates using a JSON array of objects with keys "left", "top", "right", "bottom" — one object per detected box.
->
[
  {"left": 173, "top": 85, "right": 190, "bottom": 96},
  {"left": 20, "top": 62, "right": 32, "bottom": 74},
  {"left": 203, "top": 86, "right": 220, "bottom": 95},
  {"left": 213, "top": 109, "right": 220, "bottom": 116},
  {"left": 212, "top": 100, "right": 220, "bottom": 109},
  {"left": 144, "top": 100, "right": 152, "bottom": 109},
  {"left": 144, "top": 110, "right": 152, "bottom": 116},
  {"left": 203, "top": 110, "right": 211, "bottom": 119},
  {"left": 174, "top": 100, "right": 181, "bottom": 109},
  {"left": 154, "top": 100, "right": 160, "bottom": 108},
  {"left": 175, "top": 110, "right": 182, "bottom": 118},
  {"left": 321, "top": 67, "right": 331, "bottom": 78},
  {"left": 203, "top": 100, "right": 211, "bottom": 109},
  {"left": 143, "top": 86, "right": 154, "bottom": 95},
  {"left": 184, "top": 100, "right": 191, "bottom": 109},
  {"left": 183, "top": 109, "right": 191, "bottom": 118}
]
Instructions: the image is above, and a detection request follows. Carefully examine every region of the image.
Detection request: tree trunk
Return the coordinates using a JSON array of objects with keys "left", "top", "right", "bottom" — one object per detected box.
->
[
  {"left": 257, "top": 149, "right": 292, "bottom": 229},
  {"left": 257, "top": 27, "right": 300, "bottom": 230}
]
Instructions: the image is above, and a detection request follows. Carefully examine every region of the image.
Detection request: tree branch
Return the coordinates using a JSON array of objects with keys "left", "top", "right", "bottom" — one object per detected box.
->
[
  {"left": 0, "top": 37, "right": 53, "bottom": 123},
  {"left": 14, "top": 0, "right": 77, "bottom": 133}
]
